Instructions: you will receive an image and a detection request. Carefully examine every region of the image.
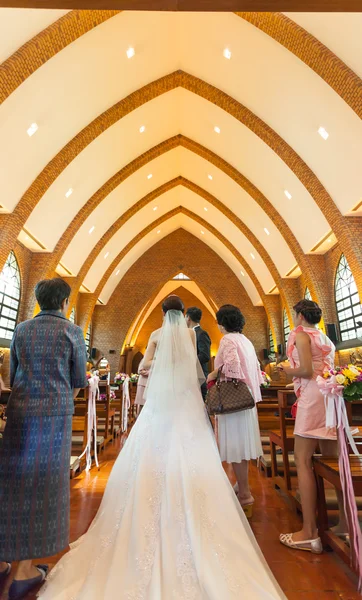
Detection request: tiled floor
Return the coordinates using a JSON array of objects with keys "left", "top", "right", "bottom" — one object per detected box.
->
[{"left": 1, "top": 434, "right": 360, "bottom": 599}]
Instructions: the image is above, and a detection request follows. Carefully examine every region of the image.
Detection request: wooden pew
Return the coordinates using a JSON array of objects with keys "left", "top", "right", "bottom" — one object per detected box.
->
[
  {"left": 269, "top": 389, "right": 296, "bottom": 493},
  {"left": 314, "top": 455, "right": 362, "bottom": 571},
  {"left": 70, "top": 414, "right": 88, "bottom": 478}
]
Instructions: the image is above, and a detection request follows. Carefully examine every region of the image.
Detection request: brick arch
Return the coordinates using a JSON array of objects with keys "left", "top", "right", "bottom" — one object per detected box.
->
[
  {"left": 64, "top": 176, "right": 297, "bottom": 318},
  {"left": 0, "top": 10, "right": 119, "bottom": 104},
  {"left": 89, "top": 228, "right": 268, "bottom": 372},
  {"left": 123, "top": 273, "right": 220, "bottom": 352},
  {"left": 24, "top": 135, "right": 321, "bottom": 319},
  {"left": 1, "top": 11, "right": 360, "bottom": 120},
  {"left": 236, "top": 13, "right": 362, "bottom": 120},
  {"left": 79, "top": 207, "right": 289, "bottom": 341},
  {"left": 1, "top": 70, "right": 361, "bottom": 298}
]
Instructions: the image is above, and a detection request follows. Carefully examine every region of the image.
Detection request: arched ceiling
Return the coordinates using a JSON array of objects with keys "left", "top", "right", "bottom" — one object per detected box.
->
[{"left": 0, "top": 8, "right": 361, "bottom": 312}]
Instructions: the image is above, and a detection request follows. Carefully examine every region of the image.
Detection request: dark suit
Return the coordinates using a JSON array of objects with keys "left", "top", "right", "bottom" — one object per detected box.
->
[{"left": 194, "top": 325, "right": 211, "bottom": 400}]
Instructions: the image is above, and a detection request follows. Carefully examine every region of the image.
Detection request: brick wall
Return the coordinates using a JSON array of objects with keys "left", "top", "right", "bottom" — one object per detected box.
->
[{"left": 92, "top": 230, "right": 268, "bottom": 374}]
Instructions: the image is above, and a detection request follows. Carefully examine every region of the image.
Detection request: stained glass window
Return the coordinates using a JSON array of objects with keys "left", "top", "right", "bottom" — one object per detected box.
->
[
  {"left": 85, "top": 321, "right": 92, "bottom": 356},
  {"left": 268, "top": 326, "right": 275, "bottom": 354},
  {"left": 335, "top": 255, "right": 362, "bottom": 342},
  {"left": 0, "top": 252, "right": 21, "bottom": 340},
  {"left": 173, "top": 273, "right": 190, "bottom": 280},
  {"left": 283, "top": 308, "right": 291, "bottom": 346},
  {"left": 305, "top": 287, "right": 312, "bottom": 300},
  {"left": 69, "top": 307, "right": 76, "bottom": 324}
]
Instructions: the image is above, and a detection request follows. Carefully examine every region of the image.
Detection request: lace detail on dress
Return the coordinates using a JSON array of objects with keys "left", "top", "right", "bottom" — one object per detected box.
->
[
  {"left": 196, "top": 488, "right": 243, "bottom": 595},
  {"left": 219, "top": 337, "right": 245, "bottom": 380}
]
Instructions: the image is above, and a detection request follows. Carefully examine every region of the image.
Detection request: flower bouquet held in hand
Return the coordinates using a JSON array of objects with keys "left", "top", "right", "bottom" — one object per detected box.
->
[
  {"left": 323, "top": 364, "right": 362, "bottom": 402},
  {"left": 130, "top": 373, "right": 139, "bottom": 384}
]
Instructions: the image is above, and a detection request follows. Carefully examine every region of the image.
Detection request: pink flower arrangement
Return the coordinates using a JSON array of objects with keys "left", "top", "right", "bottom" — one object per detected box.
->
[
  {"left": 99, "top": 390, "right": 116, "bottom": 402},
  {"left": 114, "top": 372, "right": 127, "bottom": 385}
]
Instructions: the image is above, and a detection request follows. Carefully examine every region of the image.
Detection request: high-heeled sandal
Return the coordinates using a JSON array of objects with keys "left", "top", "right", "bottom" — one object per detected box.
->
[
  {"left": 241, "top": 503, "right": 253, "bottom": 519},
  {"left": 280, "top": 533, "right": 323, "bottom": 554}
]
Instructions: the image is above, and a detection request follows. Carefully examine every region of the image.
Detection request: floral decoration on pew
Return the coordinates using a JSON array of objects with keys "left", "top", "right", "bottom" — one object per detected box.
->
[
  {"left": 99, "top": 390, "right": 116, "bottom": 403},
  {"left": 260, "top": 371, "right": 271, "bottom": 388},
  {"left": 323, "top": 364, "right": 362, "bottom": 401},
  {"left": 114, "top": 372, "right": 127, "bottom": 385},
  {"left": 130, "top": 373, "right": 139, "bottom": 383}
]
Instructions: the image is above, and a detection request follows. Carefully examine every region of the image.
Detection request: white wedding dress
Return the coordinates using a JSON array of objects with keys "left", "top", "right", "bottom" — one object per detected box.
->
[{"left": 39, "top": 310, "right": 285, "bottom": 600}]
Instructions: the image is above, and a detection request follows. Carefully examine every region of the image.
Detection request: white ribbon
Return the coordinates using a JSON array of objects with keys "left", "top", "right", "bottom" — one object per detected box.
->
[
  {"left": 317, "top": 376, "right": 359, "bottom": 456},
  {"left": 122, "top": 376, "right": 130, "bottom": 433},
  {"left": 79, "top": 374, "right": 99, "bottom": 471}
]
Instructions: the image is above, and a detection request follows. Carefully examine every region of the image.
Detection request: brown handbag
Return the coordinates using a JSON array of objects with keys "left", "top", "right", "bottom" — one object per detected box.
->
[{"left": 206, "top": 368, "right": 255, "bottom": 416}]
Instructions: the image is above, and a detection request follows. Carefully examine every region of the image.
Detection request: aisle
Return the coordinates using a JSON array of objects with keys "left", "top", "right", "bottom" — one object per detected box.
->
[{"left": 1, "top": 435, "right": 359, "bottom": 600}]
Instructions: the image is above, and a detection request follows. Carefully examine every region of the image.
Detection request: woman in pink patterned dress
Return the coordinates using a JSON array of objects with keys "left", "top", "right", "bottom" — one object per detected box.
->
[
  {"left": 278, "top": 300, "right": 346, "bottom": 553},
  {"left": 207, "top": 305, "right": 263, "bottom": 518}
]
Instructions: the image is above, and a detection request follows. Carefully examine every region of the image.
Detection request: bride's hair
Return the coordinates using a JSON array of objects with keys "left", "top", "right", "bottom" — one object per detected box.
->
[{"left": 162, "top": 295, "right": 185, "bottom": 314}]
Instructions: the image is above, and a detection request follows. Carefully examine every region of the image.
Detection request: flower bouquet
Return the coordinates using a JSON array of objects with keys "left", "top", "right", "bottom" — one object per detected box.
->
[
  {"left": 261, "top": 371, "right": 272, "bottom": 388},
  {"left": 114, "top": 372, "right": 127, "bottom": 386},
  {"left": 323, "top": 364, "right": 362, "bottom": 402},
  {"left": 130, "top": 373, "right": 139, "bottom": 384}
]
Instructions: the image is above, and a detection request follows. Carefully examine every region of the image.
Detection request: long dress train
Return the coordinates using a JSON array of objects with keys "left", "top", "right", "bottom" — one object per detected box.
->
[{"left": 39, "top": 311, "right": 285, "bottom": 600}]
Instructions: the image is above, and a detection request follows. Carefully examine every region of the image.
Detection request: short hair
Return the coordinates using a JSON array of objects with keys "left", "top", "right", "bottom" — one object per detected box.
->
[
  {"left": 35, "top": 278, "right": 71, "bottom": 311},
  {"left": 216, "top": 305, "right": 245, "bottom": 333},
  {"left": 186, "top": 307, "right": 202, "bottom": 323},
  {"left": 162, "top": 295, "right": 185, "bottom": 314},
  {"left": 293, "top": 299, "right": 322, "bottom": 325}
]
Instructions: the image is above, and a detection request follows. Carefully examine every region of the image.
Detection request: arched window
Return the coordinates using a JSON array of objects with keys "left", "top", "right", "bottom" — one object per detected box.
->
[
  {"left": 85, "top": 321, "right": 92, "bottom": 356},
  {"left": 268, "top": 325, "right": 275, "bottom": 355},
  {"left": 69, "top": 307, "right": 76, "bottom": 324},
  {"left": 335, "top": 254, "right": 362, "bottom": 342},
  {"left": 0, "top": 251, "right": 21, "bottom": 341},
  {"left": 283, "top": 309, "right": 291, "bottom": 346},
  {"left": 305, "top": 287, "right": 312, "bottom": 300}
]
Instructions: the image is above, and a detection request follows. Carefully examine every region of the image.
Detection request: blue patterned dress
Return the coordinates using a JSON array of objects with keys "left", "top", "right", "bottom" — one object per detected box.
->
[{"left": 0, "top": 311, "right": 87, "bottom": 561}]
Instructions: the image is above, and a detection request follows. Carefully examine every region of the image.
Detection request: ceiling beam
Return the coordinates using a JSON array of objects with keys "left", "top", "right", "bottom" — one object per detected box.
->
[{"left": 0, "top": 0, "right": 361, "bottom": 10}]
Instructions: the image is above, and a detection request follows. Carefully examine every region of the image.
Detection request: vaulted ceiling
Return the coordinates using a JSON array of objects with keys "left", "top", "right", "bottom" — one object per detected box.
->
[{"left": 0, "top": 9, "right": 361, "bottom": 308}]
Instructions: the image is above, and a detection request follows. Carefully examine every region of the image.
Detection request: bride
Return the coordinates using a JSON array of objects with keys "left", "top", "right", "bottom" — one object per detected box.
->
[{"left": 39, "top": 295, "right": 285, "bottom": 600}]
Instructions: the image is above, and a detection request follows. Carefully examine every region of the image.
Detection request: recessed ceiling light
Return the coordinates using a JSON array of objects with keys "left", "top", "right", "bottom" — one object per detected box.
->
[
  {"left": 147, "top": 174, "right": 153, "bottom": 180},
  {"left": 104, "top": 252, "right": 109, "bottom": 259},
  {"left": 204, "top": 207, "right": 208, "bottom": 212},
  {"left": 89, "top": 226, "right": 95, "bottom": 234},
  {"left": 153, "top": 206, "right": 158, "bottom": 211},
  {"left": 240, "top": 270, "right": 245, "bottom": 276},
  {"left": 318, "top": 126, "right": 329, "bottom": 140},
  {"left": 214, "top": 126, "right": 221, "bottom": 134},
  {"left": 65, "top": 188, "right": 73, "bottom": 198},
  {"left": 284, "top": 190, "right": 292, "bottom": 200},
  {"left": 250, "top": 253, "right": 255, "bottom": 260},
  {"left": 27, "top": 122, "right": 38, "bottom": 137},
  {"left": 115, "top": 270, "right": 120, "bottom": 276},
  {"left": 126, "top": 47, "right": 135, "bottom": 59},
  {"left": 264, "top": 228, "right": 270, "bottom": 235},
  {"left": 157, "top": 230, "right": 161, "bottom": 234},
  {"left": 25, "top": 235, "right": 29, "bottom": 241},
  {"left": 139, "top": 125, "right": 145, "bottom": 133},
  {"left": 327, "top": 238, "right": 332, "bottom": 243},
  {"left": 223, "top": 48, "right": 232, "bottom": 60},
  {"left": 208, "top": 174, "right": 213, "bottom": 181},
  {"left": 201, "top": 231, "right": 205, "bottom": 235}
]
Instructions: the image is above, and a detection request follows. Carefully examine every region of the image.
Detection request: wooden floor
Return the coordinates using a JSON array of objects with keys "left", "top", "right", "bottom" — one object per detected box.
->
[{"left": 1, "top": 434, "right": 360, "bottom": 600}]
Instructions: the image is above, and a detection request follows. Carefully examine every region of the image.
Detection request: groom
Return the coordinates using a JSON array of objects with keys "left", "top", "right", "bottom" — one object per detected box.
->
[{"left": 185, "top": 307, "right": 211, "bottom": 401}]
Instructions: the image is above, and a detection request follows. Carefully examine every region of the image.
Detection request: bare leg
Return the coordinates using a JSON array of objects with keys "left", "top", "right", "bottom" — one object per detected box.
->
[
  {"left": 319, "top": 439, "right": 348, "bottom": 534},
  {"left": 232, "top": 460, "right": 253, "bottom": 505},
  {"left": 14, "top": 560, "right": 41, "bottom": 581},
  {"left": 292, "top": 435, "right": 319, "bottom": 541}
]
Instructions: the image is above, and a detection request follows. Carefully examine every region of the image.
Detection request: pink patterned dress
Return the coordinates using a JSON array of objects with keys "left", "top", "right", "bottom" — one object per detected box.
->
[
  {"left": 287, "top": 326, "right": 335, "bottom": 438},
  {"left": 215, "top": 333, "right": 263, "bottom": 463}
]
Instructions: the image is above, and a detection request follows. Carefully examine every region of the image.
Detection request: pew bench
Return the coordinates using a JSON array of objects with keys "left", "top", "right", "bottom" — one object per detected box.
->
[{"left": 314, "top": 455, "right": 362, "bottom": 571}]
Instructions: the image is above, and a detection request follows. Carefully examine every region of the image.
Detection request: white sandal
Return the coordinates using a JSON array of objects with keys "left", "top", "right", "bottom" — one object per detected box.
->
[{"left": 279, "top": 533, "right": 323, "bottom": 554}]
